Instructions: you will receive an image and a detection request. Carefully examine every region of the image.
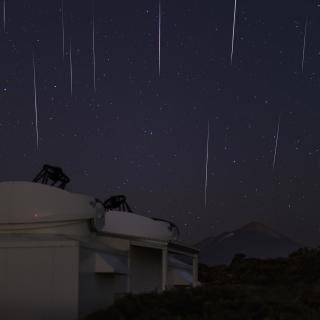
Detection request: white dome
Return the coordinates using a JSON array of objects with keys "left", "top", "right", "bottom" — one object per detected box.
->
[
  {"left": 0, "top": 181, "right": 98, "bottom": 224},
  {"left": 102, "top": 210, "right": 175, "bottom": 241}
]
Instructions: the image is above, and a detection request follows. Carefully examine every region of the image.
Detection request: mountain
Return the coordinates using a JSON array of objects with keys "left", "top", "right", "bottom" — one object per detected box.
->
[{"left": 196, "top": 222, "right": 302, "bottom": 266}]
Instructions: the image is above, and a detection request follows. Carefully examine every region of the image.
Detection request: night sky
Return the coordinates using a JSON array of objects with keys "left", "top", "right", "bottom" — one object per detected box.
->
[{"left": 1, "top": 0, "right": 320, "bottom": 246}]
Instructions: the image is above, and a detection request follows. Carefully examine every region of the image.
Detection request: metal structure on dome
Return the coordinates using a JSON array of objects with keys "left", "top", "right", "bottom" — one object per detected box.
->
[
  {"left": 28, "top": 164, "right": 179, "bottom": 241},
  {"left": 32, "top": 164, "right": 70, "bottom": 189},
  {"left": 103, "top": 195, "right": 133, "bottom": 212}
]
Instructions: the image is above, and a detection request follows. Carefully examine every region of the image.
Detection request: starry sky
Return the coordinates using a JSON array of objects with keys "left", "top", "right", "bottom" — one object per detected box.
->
[{"left": 1, "top": 0, "right": 320, "bottom": 246}]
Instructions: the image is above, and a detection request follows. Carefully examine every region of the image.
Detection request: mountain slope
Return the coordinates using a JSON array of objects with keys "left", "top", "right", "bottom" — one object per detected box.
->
[{"left": 197, "top": 222, "right": 301, "bottom": 266}]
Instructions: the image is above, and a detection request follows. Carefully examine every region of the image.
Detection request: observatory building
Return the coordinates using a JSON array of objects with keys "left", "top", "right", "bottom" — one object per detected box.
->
[{"left": 0, "top": 165, "right": 199, "bottom": 320}]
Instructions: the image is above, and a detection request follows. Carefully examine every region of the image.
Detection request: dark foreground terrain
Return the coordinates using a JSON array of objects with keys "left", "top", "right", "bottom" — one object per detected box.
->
[{"left": 86, "top": 248, "right": 320, "bottom": 320}]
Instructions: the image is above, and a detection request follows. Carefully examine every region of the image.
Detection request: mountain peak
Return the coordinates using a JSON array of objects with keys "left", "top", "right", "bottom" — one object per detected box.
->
[
  {"left": 197, "top": 221, "right": 301, "bottom": 266},
  {"left": 238, "top": 221, "right": 274, "bottom": 233}
]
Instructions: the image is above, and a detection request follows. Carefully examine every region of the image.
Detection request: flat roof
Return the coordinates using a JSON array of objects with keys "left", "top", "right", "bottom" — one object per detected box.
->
[{"left": 97, "top": 231, "right": 199, "bottom": 255}]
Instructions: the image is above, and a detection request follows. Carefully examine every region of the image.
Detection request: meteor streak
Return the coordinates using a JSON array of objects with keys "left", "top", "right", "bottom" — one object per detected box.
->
[
  {"left": 158, "top": 0, "right": 161, "bottom": 77},
  {"left": 92, "top": 10, "right": 96, "bottom": 92},
  {"left": 230, "top": 0, "right": 237, "bottom": 64},
  {"left": 302, "top": 17, "right": 308, "bottom": 73},
  {"left": 69, "top": 40, "right": 73, "bottom": 95},
  {"left": 32, "top": 54, "right": 39, "bottom": 150},
  {"left": 272, "top": 115, "right": 281, "bottom": 170},
  {"left": 204, "top": 121, "right": 210, "bottom": 207},
  {"left": 61, "top": 0, "right": 65, "bottom": 58},
  {"left": 3, "top": 0, "right": 5, "bottom": 33}
]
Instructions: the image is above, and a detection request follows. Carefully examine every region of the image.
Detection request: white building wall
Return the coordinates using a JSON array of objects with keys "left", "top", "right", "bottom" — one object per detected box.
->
[
  {"left": 78, "top": 247, "right": 127, "bottom": 318},
  {"left": 130, "top": 245, "right": 162, "bottom": 293},
  {"left": 78, "top": 273, "right": 127, "bottom": 317},
  {"left": 167, "top": 255, "right": 194, "bottom": 287},
  {"left": 0, "top": 244, "right": 79, "bottom": 320},
  {"left": 0, "top": 234, "right": 198, "bottom": 319},
  {"left": 98, "top": 236, "right": 130, "bottom": 251}
]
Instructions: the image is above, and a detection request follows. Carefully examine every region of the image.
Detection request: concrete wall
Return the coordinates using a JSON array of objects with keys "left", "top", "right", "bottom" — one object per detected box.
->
[
  {"left": 98, "top": 236, "right": 130, "bottom": 251},
  {"left": 0, "top": 235, "right": 197, "bottom": 319},
  {"left": 167, "top": 254, "right": 193, "bottom": 287},
  {"left": 130, "top": 245, "right": 162, "bottom": 293},
  {"left": 0, "top": 244, "right": 79, "bottom": 320},
  {"left": 78, "top": 273, "right": 127, "bottom": 317},
  {"left": 78, "top": 247, "right": 127, "bottom": 318}
]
